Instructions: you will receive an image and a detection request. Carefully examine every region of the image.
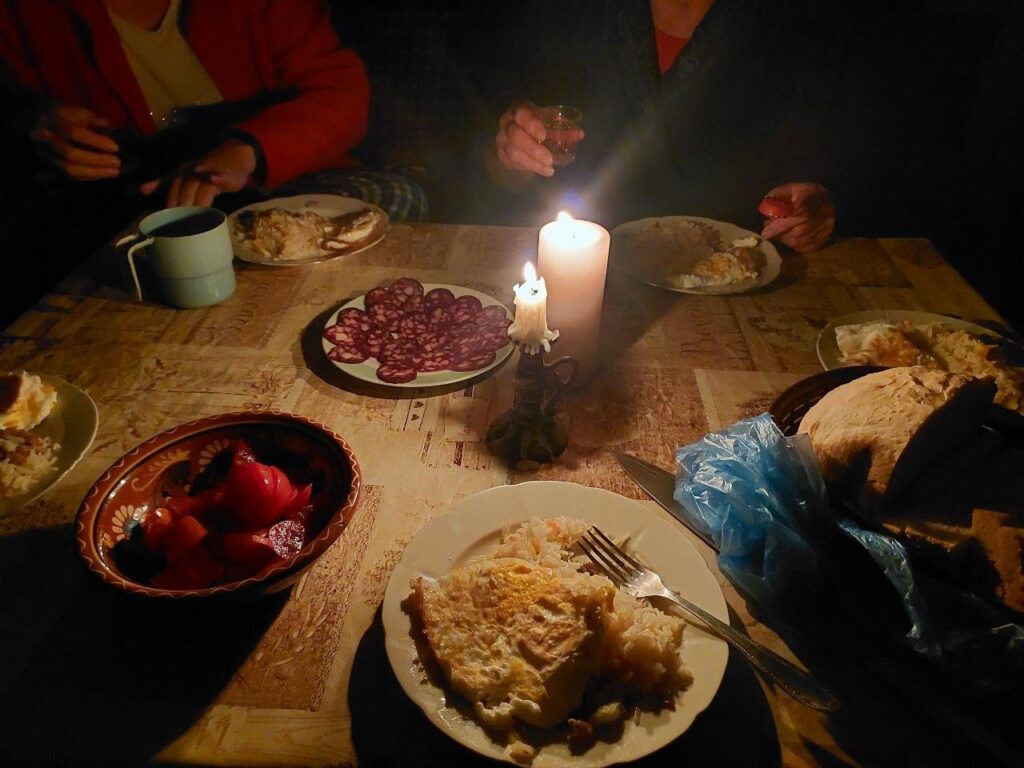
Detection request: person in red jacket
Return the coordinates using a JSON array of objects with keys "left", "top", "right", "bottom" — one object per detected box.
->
[{"left": 1, "top": 0, "right": 370, "bottom": 208}]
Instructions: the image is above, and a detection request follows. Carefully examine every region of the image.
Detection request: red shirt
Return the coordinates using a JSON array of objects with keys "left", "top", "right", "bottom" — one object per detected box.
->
[
  {"left": 0, "top": 0, "right": 370, "bottom": 187},
  {"left": 655, "top": 27, "right": 691, "bottom": 75}
]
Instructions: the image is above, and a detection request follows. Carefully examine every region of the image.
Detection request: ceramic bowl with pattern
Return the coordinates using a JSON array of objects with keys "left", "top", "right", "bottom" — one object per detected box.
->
[{"left": 75, "top": 411, "right": 361, "bottom": 598}]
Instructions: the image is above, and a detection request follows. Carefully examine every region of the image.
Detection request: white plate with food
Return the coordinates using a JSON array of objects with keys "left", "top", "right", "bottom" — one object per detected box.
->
[
  {"left": 321, "top": 277, "right": 514, "bottom": 388},
  {"left": 817, "top": 309, "right": 1024, "bottom": 414},
  {"left": 610, "top": 216, "right": 781, "bottom": 295},
  {"left": 0, "top": 372, "right": 98, "bottom": 515},
  {"left": 381, "top": 481, "right": 728, "bottom": 767},
  {"left": 229, "top": 194, "right": 389, "bottom": 266}
]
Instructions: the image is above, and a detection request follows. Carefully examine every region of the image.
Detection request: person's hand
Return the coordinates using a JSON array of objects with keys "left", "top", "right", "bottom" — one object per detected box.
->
[
  {"left": 30, "top": 106, "right": 121, "bottom": 181},
  {"left": 495, "top": 101, "right": 583, "bottom": 178},
  {"left": 759, "top": 182, "right": 836, "bottom": 253},
  {"left": 141, "top": 139, "right": 257, "bottom": 208}
]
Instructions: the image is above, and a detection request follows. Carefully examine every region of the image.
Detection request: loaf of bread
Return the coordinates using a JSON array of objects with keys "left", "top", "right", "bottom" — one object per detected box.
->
[
  {"left": 797, "top": 366, "right": 996, "bottom": 510},
  {"left": 885, "top": 509, "right": 1024, "bottom": 613}
]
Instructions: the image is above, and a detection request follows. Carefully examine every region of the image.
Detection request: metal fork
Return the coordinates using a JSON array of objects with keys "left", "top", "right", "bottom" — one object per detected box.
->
[{"left": 578, "top": 526, "right": 840, "bottom": 712}]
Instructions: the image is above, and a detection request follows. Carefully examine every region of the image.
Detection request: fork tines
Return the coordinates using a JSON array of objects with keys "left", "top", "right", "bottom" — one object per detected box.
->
[{"left": 578, "top": 526, "right": 640, "bottom": 583}]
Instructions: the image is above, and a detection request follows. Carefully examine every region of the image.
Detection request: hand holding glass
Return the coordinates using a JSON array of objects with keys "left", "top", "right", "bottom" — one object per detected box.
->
[{"left": 537, "top": 105, "right": 583, "bottom": 168}]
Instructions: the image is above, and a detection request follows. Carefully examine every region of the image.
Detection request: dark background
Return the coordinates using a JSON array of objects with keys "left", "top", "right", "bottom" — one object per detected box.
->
[
  {"left": 338, "top": 0, "right": 1024, "bottom": 327},
  {"left": 1, "top": 0, "right": 1022, "bottom": 327}
]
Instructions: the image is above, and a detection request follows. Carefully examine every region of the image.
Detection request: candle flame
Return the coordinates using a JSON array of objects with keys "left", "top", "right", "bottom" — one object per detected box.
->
[
  {"left": 557, "top": 211, "right": 573, "bottom": 222},
  {"left": 523, "top": 261, "right": 538, "bottom": 282}
]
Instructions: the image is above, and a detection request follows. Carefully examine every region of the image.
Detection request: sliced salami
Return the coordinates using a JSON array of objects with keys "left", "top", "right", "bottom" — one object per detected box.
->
[
  {"left": 450, "top": 295, "right": 482, "bottom": 323},
  {"left": 398, "top": 311, "right": 430, "bottom": 339},
  {"left": 377, "top": 362, "right": 417, "bottom": 384},
  {"left": 417, "top": 349, "right": 454, "bottom": 372},
  {"left": 418, "top": 329, "right": 451, "bottom": 353},
  {"left": 476, "top": 305, "right": 510, "bottom": 325},
  {"left": 380, "top": 337, "right": 419, "bottom": 364},
  {"left": 364, "top": 328, "right": 390, "bottom": 357},
  {"left": 478, "top": 327, "right": 511, "bottom": 352},
  {"left": 424, "top": 287, "right": 456, "bottom": 308},
  {"left": 452, "top": 349, "right": 496, "bottom": 372},
  {"left": 401, "top": 295, "right": 425, "bottom": 314},
  {"left": 388, "top": 277, "right": 424, "bottom": 304},
  {"left": 323, "top": 324, "right": 363, "bottom": 347},
  {"left": 328, "top": 343, "right": 369, "bottom": 364},
  {"left": 364, "top": 287, "right": 391, "bottom": 307},
  {"left": 427, "top": 306, "right": 453, "bottom": 331},
  {"left": 476, "top": 317, "right": 513, "bottom": 338},
  {"left": 337, "top": 307, "right": 375, "bottom": 333},
  {"left": 449, "top": 320, "right": 479, "bottom": 340},
  {"left": 453, "top": 333, "right": 486, "bottom": 359},
  {"left": 368, "top": 300, "right": 403, "bottom": 332}
]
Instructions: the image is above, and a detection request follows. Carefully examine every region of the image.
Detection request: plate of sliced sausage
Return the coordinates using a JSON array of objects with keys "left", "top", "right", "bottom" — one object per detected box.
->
[{"left": 321, "top": 277, "right": 515, "bottom": 388}]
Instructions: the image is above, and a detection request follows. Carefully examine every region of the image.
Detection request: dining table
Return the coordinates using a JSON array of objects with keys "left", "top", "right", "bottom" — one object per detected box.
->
[{"left": 0, "top": 221, "right": 1020, "bottom": 768}]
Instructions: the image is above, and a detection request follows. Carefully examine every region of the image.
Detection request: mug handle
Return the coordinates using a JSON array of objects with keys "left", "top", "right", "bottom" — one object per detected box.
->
[{"left": 118, "top": 234, "right": 154, "bottom": 301}]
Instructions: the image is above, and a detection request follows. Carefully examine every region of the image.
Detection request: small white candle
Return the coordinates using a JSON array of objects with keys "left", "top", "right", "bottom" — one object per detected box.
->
[
  {"left": 536, "top": 211, "right": 610, "bottom": 382},
  {"left": 509, "top": 262, "right": 558, "bottom": 354}
]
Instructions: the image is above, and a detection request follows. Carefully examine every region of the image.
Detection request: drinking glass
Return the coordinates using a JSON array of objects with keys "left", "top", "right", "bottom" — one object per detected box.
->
[{"left": 537, "top": 105, "right": 583, "bottom": 167}]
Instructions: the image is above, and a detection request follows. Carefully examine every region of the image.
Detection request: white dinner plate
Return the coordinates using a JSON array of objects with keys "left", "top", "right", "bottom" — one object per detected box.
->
[
  {"left": 0, "top": 374, "right": 98, "bottom": 516},
  {"left": 381, "top": 481, "right": 729, "bottom": 767},
  {"left": 321, "top": 283, "right": 514, "bottom": 389},
  {"left": 229, "top": 194, "right": 389, "bottom": 266},
  {"left": 816, "top": 309, "right": 1005, "bottom": 370},
  {"left": 610, "top": 215, "right": 781, "bottom": 295}
]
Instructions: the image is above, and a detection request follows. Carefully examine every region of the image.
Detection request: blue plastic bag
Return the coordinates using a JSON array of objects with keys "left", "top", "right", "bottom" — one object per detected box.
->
[{"left": 673, "top": 413, "right": 1024, "bottom": 688}]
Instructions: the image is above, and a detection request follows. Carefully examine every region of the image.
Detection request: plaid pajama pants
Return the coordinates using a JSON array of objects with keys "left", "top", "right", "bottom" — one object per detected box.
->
[{"left": 274, "top": 168, "right": 428, "bottom": 223}]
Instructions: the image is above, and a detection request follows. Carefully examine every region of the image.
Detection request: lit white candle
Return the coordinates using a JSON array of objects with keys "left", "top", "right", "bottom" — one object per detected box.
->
[
  {"left": 536, "top": 211, "right": 610, "bottom": 382},
  {"left": 509, "top": 262, "right": 558, "bottom": 354}
]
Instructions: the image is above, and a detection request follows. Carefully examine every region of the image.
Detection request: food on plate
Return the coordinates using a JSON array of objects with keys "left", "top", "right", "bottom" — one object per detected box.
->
[
  {"left": 669, "top": 247, "right": 757, "bottom": 290},
  {"left": 0, "top": 428, "right": 59, "bottom": 499},
  {"left": 758, "top": 195, "right": 793, "bottom": 219},
  {"left": 731, "top": 235, "right": 759, "bottom": 248},
  {"left": 110, "top": 440, "right": 321, "bottom": 589},
  {"left": 798, "top": 366, "right": 995, "bottom": 510},
  {"left": 231, "top": 206, "right": 383, "bottom": 261},
  {"left": 0, "top": 372, "right": 61, "bottom": 499},
  {"left": 0, "top": 371, "right": 57, "bottom": 430},
  {"left": 835, "top": 320, "right": 1024, "bottom": 413},
  {"left": 323, "top": 277, "right": 512, "bottom": 384},
  {"left": 835, "top": 321, "right": 939, "bottom": 368},
  {"left": 408, "top": 517, "right": 692, "bottom": 761}
]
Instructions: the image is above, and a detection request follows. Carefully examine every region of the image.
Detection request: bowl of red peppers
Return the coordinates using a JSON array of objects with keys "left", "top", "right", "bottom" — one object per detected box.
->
[{"left": 75, "top": 411, "right": 361, "bottom": 598}]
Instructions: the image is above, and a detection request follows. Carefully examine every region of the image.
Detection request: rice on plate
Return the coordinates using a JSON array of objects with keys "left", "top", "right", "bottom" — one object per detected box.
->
[
  {"left": 0, "top": 371, "right": 60, "bottom": 499},
  {"left": 0, "top": 428, "right": 59, "bottom": 498}
]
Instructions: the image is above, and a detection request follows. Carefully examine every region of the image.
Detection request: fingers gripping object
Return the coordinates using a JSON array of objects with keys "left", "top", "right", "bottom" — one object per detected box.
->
[{"left": 758, "top": 195, "right": 794, "bottom": 219}]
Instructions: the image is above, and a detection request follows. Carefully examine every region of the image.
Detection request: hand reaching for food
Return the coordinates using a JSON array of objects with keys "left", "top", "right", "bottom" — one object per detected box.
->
[
  {"left": 30, "top": 105, "right": 121, "bottom": 181},
  {"left": 759, "top": 182, "right": 836, "bottom": 253},
  {"left": 140, "top": 138, "right": 257, "bottom": 208}
]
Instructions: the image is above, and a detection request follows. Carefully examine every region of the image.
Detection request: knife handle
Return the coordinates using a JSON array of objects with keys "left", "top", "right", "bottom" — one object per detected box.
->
[{"left": 657, "top": 590, "right": 841, "bottom": 712}]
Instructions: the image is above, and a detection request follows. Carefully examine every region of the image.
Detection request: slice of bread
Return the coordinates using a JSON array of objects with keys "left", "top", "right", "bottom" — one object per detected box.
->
[{"left": 798, "top": 366, "right": 996, "bottom": 510}]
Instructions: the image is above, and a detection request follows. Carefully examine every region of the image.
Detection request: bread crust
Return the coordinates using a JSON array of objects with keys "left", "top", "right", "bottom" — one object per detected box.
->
[{"left": 798, "top": 366, "right": 996, "bottom": 510}]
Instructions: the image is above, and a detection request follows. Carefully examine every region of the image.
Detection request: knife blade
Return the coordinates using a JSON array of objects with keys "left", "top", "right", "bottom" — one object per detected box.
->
[{"left": 614, "top": 452, "right": 719, "bottom": 552}]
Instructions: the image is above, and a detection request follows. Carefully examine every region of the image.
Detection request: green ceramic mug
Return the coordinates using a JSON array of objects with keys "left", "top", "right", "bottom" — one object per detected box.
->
[{"left": 119, "top": 207, "right": 236, "bottom": 308}]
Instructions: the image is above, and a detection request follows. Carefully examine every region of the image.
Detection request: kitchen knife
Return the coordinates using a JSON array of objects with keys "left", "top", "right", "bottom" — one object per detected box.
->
[{"left": 614, "top": 452, "right": 719, "bottom": 552}]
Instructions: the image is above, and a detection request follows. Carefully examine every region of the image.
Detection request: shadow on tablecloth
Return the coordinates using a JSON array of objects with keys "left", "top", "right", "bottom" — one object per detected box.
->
[
  {"left": 0, "top": 524, "right": 287, "bottom": 766},
  {"left": 348, "top": 605, "right": 781, "bottom": 768}
]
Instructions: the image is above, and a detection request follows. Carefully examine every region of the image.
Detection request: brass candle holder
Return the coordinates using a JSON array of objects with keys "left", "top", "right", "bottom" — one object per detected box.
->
[{"left": 486, "top": 342, "right": 578, "bottom": 471}]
